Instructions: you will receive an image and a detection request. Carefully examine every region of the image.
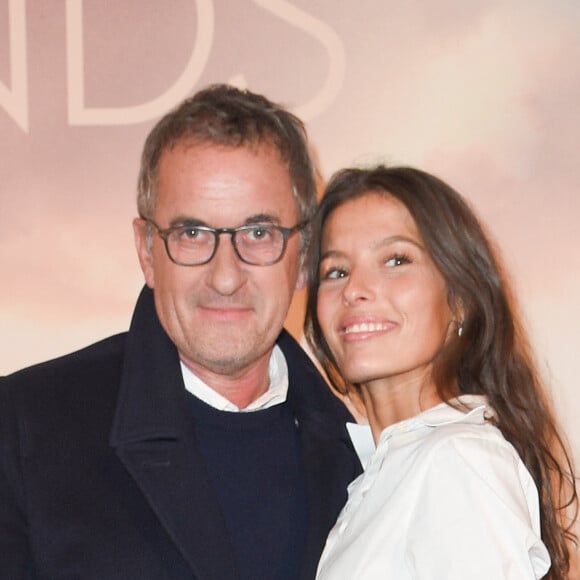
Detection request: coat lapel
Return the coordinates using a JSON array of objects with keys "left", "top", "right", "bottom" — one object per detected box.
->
[
  {"left": 298, "top": 413, "right": 358, "bottom": 580},
  {"left": 110, "top": 287, "right": 239, "bottom": 580},
  {"left": 280, "top": 331, "right": 362, "bottom": 580}
]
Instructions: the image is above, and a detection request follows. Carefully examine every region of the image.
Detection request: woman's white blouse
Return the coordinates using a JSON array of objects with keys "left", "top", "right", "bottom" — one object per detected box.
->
[{"left": 316, "top": 395, "right": 550, "bottom": 579}]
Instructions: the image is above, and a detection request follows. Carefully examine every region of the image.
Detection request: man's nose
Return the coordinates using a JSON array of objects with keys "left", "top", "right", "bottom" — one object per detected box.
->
[{"left": 205, "top": 235, "right": 247, "bottom": 296}]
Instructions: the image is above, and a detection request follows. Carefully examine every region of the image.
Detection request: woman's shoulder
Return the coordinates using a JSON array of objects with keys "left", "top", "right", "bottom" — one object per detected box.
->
[
  {"left": 422, "top": 410, "right": 525, "bottom": 476},
  {"left": 417, "top": 415, "right": 540, "bottom": 519}
]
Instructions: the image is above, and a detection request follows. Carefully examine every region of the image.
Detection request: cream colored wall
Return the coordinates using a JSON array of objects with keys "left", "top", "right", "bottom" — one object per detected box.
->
[{"left": 1, "top": 0, "right": 578, "bottom": 566}]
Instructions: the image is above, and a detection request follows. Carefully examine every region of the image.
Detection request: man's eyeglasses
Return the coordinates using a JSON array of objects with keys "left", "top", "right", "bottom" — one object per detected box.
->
[{"left": 143, "top": 218, "right": 307, "bottom": 266}]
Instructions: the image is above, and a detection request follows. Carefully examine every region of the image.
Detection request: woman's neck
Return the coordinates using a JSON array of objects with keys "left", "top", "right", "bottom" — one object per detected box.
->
[{"left": 360, "top": 372, "right": 443, "bottom": 443}]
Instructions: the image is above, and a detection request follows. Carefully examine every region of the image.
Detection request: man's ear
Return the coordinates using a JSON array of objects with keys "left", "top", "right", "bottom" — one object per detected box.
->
[
  {"left": 295, "top": 267, "right": 307, "bottom": 291},
  {"left": 133, "top": 218, "right": 155, "bottom": 289}
]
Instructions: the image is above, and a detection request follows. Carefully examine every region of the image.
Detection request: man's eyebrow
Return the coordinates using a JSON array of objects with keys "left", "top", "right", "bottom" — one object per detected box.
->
[
  {"left": 168, "top": 214, "right": 281, "bottom": 228},
  {"left": 168, "top": 217, "right": 207, "bottom": 228},
  {"left": 244, "top": 213, "right": 280, "bottom": 225}
]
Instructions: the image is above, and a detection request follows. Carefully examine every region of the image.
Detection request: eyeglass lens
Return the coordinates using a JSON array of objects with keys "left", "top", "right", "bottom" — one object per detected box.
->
[{"left": 167, "top": 225, "right": 287, "bottom": 265}]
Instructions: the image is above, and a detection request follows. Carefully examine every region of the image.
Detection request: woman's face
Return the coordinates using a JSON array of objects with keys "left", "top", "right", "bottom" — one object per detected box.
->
[{"left": 317, "top": 192, "right": 454, "bottom": 389}]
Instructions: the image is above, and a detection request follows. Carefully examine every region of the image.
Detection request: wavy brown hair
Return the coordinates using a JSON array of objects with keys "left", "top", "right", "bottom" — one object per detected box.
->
[{"left": 305, "top": 165, "right": 578, "bottom": 579}]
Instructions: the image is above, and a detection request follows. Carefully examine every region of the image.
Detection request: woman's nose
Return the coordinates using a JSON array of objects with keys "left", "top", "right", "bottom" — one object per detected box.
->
[{"left": 341, "top": 267, "right": 375, "bottom": 306}]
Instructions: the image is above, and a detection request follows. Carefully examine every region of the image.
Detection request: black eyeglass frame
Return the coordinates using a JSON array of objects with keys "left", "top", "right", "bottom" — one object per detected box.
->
[{"left": 142, "top": 217, "right": 308, "bottom": 266}]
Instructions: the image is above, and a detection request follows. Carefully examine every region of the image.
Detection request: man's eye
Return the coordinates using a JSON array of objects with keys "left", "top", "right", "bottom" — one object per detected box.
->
[
  {"left": 181, "top": 228, "right": 200, "bottom": 239},
  {"left": 247, "top": 226, "right": 274, "bottom": 241},
  {"left": 176, "top": 227, "right": 211, "bottom": 243}
]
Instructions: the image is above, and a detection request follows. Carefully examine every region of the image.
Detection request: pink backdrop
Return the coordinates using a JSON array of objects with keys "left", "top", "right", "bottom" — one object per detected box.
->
[{"left": 2, "top": 0, "right": 579, "bottom": 562}]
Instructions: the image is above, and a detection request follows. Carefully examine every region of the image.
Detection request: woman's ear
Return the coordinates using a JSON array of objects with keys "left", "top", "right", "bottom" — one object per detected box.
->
[{"left": 451, "top": 296, "right": 465, "bottom": 336}]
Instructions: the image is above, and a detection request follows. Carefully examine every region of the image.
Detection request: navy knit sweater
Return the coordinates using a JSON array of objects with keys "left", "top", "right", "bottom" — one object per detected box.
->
[{"left": 189, "top": 393, "right": 307, "bottom": 580}]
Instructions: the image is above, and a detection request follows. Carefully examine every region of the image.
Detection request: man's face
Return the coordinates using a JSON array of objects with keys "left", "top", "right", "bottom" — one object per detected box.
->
[{"left": 134, "top": 141, "right": 304, "bottom": 385}]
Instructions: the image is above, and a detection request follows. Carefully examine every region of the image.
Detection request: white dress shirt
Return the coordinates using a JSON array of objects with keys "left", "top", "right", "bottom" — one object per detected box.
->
[
  {"left": 180, "top": 345, "right": 288, "bottom": 411},
  {"left": 316, "top": 395, "right": 551, "bottom": 579}
]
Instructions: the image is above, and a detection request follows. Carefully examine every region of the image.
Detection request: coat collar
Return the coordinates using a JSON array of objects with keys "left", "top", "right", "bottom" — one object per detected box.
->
[
  {"left": 110, "top": 286, "right": 360, "bottom": 580},
  {"left": 110, "top": 286, "right": 238, "bottom": 579}
]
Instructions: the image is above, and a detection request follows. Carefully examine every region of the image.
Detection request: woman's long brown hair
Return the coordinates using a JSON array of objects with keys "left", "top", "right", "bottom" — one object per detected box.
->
[{"left": 305, "top": 165, "right": 578, "bottom": 579}]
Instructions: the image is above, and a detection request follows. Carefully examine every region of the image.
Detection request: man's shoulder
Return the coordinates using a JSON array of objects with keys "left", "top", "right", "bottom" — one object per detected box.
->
[
  {"left": 277, "top": 330, "right": 354, "bottom": 423},
  {"left": 1, "top": 332, "right": 128, "bottom": 398},
  {"left": 277, "top": 330, "right": 328, "bottom": 396},
  {"left": 0, "top": 333, "right": 130, "bottom": 444}
]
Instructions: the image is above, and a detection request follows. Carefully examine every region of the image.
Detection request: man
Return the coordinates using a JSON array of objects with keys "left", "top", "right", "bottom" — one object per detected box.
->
[{"left": 0, "top": 85, "right": 362, "bottom": 579}]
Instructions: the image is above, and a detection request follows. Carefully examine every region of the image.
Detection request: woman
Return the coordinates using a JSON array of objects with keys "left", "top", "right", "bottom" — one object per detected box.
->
[{"left": 305, "top": 165, "right": 577, "bottom": 579}]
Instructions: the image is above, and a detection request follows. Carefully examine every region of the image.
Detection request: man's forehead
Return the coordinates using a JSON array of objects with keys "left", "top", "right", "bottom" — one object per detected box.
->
[{"left": 154, "top": 142, "right": 298, "bottom": 226}]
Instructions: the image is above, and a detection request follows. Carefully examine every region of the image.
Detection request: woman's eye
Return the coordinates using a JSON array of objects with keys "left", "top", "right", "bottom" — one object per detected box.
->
[
  {"left": 321, "top": 267, "right": 347, "bottom": 280},
  {"left": 385, "top": 254, "right": 410, "bottom": 267}
]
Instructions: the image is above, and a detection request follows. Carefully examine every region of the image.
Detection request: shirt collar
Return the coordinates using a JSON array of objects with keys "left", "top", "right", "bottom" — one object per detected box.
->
[
  {"left": 346, "top": 422, "right": 375, "bottom": 470},
  {"left": 180, "top": 345, "right": 289, "bottom": 412},
  {"left": 379, "top": 394, "right": 490, "bottom": 444},
  {"left": 348, "top": 395, "right": 491, "bottom": 468}
]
